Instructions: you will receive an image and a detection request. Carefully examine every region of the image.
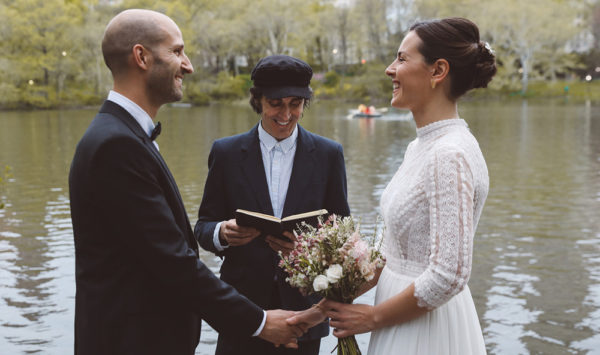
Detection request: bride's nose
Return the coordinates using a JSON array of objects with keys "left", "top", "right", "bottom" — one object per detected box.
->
[{"left": 385, "top": 62, "right": 396, "bottom": 77}]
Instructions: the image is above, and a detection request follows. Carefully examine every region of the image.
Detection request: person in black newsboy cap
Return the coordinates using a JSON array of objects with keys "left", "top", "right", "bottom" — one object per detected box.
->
[
  {"left": 194, "top": 54, "right": 351, "bottom": 355},
  {"left": 250, "top": 55, "right": 313, "bottom": 99}
]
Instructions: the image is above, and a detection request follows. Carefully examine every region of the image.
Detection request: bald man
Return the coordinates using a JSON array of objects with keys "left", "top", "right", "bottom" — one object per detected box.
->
[{"left": 69, "top": 9, "right": 304, "bottom": 355}]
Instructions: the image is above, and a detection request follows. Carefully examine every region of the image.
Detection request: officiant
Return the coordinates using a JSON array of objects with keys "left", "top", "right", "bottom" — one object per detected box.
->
[{"left": 194, "top": 54, "right": 350, "bottom": 355}]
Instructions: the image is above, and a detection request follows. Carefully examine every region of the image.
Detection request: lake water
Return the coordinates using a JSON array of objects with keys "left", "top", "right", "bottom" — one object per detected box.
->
[{"left": 0, "top": 99, "right": 599, "bottom": 354}]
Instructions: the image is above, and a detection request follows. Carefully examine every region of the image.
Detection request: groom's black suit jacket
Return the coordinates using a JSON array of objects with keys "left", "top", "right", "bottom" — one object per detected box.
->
[
  {"left": 69, "top": 100, "right": 263, "bottom": 355},
  {"left": 194, "top": 124, "right": 350, "bottom": 350}
]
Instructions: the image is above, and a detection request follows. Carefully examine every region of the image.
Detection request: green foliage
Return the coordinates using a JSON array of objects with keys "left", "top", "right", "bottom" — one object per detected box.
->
[
  {"left": 184, "top": 82, "right": 211, "bottom": 106},
  {"left": 210, "top": 72, "right": 251, "bottom": 100},
  {"left": 0, "top": 0, "right": 596, "bottom": 109},
  {"left": 462, "top": 78, "right": 600, "bottom": 103},
  {"left": 323, "top": 71, "right": 341, "bottom": 88},
  {"left": 526, "top": 80, "right": 600, "bottom": 101},
  {"left": 314, "top": 63, "right": 390, "bottom": 103},
  {"left": 184, "top": 72, "right": 250, "bottom": 105},
  {"left": 415, "top": 0, "right": 585, "bottom": 93},
  {"left": 0, "top": 83, "right": 20, "bottom": 109}
]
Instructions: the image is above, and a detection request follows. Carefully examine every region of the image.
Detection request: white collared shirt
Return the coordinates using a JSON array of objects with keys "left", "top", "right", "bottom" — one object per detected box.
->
[
  {"left": 107, "top": 90, "right": 160, "bottom": 151},
  {"left": 258, "top": 122, "right": 298, "bottom": 219}
]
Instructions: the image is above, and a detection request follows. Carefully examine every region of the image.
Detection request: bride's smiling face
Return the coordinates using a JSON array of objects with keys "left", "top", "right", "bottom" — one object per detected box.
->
[{"left": 385, "top": 31, "right": 433, "bottom": 110}]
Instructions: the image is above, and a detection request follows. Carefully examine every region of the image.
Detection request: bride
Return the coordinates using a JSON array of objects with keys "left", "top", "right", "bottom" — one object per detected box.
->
[{"left": 290, "top": 17, "right": 497, "bottom": 354}]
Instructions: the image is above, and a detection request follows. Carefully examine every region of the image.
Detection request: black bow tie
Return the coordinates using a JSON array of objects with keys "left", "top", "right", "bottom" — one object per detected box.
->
[{"left": 150, "top": 121, "right": 162, "bottom": 141}]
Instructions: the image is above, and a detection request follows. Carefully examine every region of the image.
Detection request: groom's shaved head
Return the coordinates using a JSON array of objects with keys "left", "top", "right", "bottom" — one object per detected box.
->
[{"left": 101, "top": 9, "right": 172, "bottom": 75}]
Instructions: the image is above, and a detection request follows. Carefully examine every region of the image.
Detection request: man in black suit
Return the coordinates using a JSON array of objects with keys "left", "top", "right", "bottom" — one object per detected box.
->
[
  {"left": 195, "top": 55, "right": 351, "bottom": 355},
  {"left": 69, "top": 10, "right": 304, "bottom": 355}
]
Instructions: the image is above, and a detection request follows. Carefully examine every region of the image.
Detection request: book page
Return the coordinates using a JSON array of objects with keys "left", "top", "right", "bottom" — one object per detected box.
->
[
  {"left": 281, "top": 209, "right": 328, "bottom": 222},
  {"left": 236, "top": 209, "right": 281, "bottom": 222}
]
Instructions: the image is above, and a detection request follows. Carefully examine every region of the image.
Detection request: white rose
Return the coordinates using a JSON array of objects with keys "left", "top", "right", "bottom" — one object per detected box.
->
[
  {"left": 313, "top": 275, "right": 329, "bottom": 292},
  {"left": 326, "top": 264, "right": 343, "bottom": 283}
]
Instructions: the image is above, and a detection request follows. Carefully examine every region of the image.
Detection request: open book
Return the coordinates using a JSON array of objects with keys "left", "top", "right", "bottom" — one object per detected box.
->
[{"left": 235, "top": 209, "right": 328, "bottom": 241}]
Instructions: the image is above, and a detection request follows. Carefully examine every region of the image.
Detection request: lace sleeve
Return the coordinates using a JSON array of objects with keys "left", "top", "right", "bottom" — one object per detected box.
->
[{"left": 413, "top": 147, "right": 475, "bottom": 310}]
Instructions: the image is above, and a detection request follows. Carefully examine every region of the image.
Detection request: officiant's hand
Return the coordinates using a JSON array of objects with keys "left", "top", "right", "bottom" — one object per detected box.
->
[
  {"left": 259, "top": 309, "right": 305, "bottom": 348},
  {"left": 219, "top": 219, "right": 260, "bottom": 246},
  {"left": 265, "top": 231, "right": 297, "bottom": 256}
]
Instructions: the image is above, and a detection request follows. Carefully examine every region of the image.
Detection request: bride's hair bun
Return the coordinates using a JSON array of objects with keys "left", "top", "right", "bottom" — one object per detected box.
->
[
  {"left": 409, "top": 17, "right": 497, "bottom": 99},
  {"left": 472, "top": 41, "right": 497, "bottom": 89}
]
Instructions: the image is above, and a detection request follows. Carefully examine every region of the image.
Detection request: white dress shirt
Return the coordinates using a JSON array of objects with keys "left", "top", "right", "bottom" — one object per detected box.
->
[
  {"left": 107, "top": 90, "right": 160, "bottom": 151},
  {"left": 259, "top": 122, "right": 298, "bottom": 219}
]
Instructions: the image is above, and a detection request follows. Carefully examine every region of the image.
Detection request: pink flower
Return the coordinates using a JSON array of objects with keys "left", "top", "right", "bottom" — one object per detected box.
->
[{"left": 351, "top": 240, "right": 368, "bottom": 261}]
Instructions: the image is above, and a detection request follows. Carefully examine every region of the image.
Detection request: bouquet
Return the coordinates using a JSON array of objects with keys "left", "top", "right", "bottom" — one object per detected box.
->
[{"left": 279, "top": 215, "right": 385, "bottom": 355}]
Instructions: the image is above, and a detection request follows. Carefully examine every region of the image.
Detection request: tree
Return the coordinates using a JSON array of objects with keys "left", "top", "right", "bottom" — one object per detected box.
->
[
  {"left": 75, "top": 0, "right": 115, "bottom": 99},
  {"left": 354, "top": 0, "right": 391, "bottom": 62},
  {"left": 240, "top": 0, "right": 316, "bottom": 58},
  {"left": 415, "top": 0, "right": 583, "bottom": 93},
  {"left": 1, "top": 0, "right": 84, "bottom": 107}
]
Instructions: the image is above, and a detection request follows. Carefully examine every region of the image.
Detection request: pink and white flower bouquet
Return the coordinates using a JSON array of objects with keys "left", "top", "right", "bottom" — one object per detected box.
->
[{"left": 279, "top": 215, "right": 385, "bottom": 355}]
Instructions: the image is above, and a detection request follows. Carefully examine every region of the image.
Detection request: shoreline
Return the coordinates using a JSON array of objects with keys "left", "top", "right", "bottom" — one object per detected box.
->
[{"left": 1, "top": 82, "right": 598, "bottom": 112}]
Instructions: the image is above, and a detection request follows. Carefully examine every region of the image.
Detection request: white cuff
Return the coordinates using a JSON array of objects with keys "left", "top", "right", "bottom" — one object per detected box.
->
[
  {"left": 213, "top": 222, "right": 228, "bottom": 251},
  {"left": 252, "top": 310, "right": 267, "bottom": 337}
]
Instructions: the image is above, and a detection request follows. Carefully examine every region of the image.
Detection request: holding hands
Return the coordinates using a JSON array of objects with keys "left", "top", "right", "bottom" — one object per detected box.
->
[
  {"left": 286, "top": 301, "right": 329, "bottom": 330},
  {"left": 286, "top": 299, "right": 376, "bottom": 338},
  {"left": 259, "top": 310, "right": 305, "bottom": 348}
]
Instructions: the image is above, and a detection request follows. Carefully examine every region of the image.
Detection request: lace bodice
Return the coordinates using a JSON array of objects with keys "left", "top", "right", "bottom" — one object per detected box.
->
[{"left": 380, "top": 119, "right": 489, "bottom": 309}]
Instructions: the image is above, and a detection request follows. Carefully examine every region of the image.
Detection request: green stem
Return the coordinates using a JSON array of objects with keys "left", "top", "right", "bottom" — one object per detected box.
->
[{"left": 336, "top": 336, "right": 361, "bottom": 355}]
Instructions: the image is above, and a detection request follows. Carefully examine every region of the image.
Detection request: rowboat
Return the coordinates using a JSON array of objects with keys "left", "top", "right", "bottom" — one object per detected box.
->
[{"left": 350, "top": 109, "right": 383, "bottom": 118}]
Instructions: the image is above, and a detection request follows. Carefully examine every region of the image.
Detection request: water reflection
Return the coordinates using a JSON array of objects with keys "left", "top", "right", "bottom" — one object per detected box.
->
[
  {"left": 0, "top": 189, "right": 74, "bottom": 353},
  {"left": 462, "top": 100, "right": 600, "bottom": 354},
  {"left": 0, "top": 100, "right": 599, "bottom": 354}
]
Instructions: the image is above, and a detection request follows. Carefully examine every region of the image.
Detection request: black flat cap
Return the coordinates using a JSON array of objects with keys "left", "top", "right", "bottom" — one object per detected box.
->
[{"left": 251, "top": 55, "right": 313, "bottom": 99}]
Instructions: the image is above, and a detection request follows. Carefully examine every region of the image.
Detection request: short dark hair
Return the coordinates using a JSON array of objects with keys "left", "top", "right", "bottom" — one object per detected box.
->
[
  {"left": 410, "top": 17, "right": 497, "bottom": 99},
  {"left": 249, "top": 86, "right": 312, "bottom": 114}
]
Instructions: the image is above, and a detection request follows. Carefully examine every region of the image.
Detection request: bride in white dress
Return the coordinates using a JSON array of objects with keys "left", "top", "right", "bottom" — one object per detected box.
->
[{"left": 317, "top": 18, "right": 497, "bottom": 355}]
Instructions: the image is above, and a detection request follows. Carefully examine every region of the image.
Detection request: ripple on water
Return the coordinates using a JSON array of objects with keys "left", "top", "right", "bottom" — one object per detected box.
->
[
  {"left": 2, "top": 101, "right": 600, "bottom": 354},
  {"left": 571, "top": 232, "right": 600, "bottom": 354},
  {"left": 0, "top": 231, "right": 21, "bottom": 238}
]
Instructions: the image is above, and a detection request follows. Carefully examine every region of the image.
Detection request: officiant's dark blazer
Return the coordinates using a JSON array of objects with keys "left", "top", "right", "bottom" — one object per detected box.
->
[
  {"left": 69, "top": 100, "right": 263, "bottom": 355},
  {"left": 194, "top": 123, "right": 350, "bottom": 350}
]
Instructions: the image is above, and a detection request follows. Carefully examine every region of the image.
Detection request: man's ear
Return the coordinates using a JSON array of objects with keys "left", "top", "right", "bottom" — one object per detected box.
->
[
  {"left": 430, "top": 58, "right": 450, "bottom": 88},
  {"left": 132, "top": 44, "right": 151, "bottom": 70}
]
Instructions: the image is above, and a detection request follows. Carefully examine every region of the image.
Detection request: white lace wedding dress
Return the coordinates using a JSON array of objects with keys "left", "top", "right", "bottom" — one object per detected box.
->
[{"left": 368, "top": 119, "right": 488, "bottom": 355}]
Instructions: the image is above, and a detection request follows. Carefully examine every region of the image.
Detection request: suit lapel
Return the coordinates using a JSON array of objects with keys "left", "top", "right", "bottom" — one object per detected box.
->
[
  {"left": 241, "top": 125, "right": 274, "bottom": 216},
  {"left": 100, "top": 101, "right": 197, "bottom": 252},
  {"left": 283, "top": 125, "right": 316, "bottom": 217},
  {"left": 102, "top": 102, "right": 176, "bottom": 190},
  {"left": 100, "top": 101, "right": 148, "bottom": 140}
]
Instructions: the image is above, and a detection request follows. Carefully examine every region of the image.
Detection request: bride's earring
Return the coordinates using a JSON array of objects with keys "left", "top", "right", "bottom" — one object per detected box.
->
[{"left": 431, "top": 79, "right": 437, "bottom": 89}]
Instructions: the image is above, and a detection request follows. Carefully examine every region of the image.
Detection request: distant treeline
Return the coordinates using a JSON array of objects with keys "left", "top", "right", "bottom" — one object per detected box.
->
[{"left": 1, "top": 0, "right": 599, "bottom": 109}]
